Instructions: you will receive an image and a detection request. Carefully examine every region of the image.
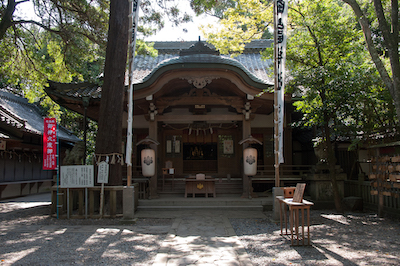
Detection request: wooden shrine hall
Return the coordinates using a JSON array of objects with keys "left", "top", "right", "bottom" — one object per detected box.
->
[{"left": 45, "top": 40, "right": 295, "bottom": 199}]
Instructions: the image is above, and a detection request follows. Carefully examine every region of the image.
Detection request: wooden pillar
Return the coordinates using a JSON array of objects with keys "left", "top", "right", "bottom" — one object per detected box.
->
[
  {"left": 148, "top": 118, "right": 158, "bottom": 199},
  {"left": 242, "top": 118, "right": 252, "bottom": 198}
]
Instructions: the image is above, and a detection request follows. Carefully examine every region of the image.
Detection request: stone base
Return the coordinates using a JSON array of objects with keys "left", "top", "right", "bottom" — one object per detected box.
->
[
  {"left": 123, "top": 185, "right": 138, "bottom": 220},
  {"left": 272, "top": 187, "right": 284, "bottom": 223},
  {"left": 342, "top": 196, "right": 363, "bottom": 212},
  {"left": 306, "top": 173, "right": 346, "bottom": 202}
]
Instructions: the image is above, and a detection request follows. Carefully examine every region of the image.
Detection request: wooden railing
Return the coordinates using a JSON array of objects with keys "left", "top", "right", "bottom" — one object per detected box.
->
[
  {"left": 127, "top": 166, "right": 149, "bottom": 199},
  {"left": 51, "top": 186, "right": 126, "bottom": 218},
  {"left": 252, "top": 165, "right": 313, "bottom": 186}
]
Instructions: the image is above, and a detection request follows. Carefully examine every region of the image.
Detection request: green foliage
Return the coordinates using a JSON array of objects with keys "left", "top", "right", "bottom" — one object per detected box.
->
[
  {"left": 201, "top": 0, "right": 273, "bottom": 55},
  {"left": 140, "top": 0, "right": 193, "bottom": 36},
  {"left": 200, "top": 0, "right": 396, "bottom": 148},
  {"left": 190, "top": 0, "right": 236, "bottom": 18}
]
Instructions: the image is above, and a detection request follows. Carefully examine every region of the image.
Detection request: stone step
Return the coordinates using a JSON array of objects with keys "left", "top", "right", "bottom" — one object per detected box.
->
[
  {"left": 137, "top": 195, "right": 273, "bottom": 211},
  {"left": 137, "top": 205, "right": 265, "bottom": 211}
]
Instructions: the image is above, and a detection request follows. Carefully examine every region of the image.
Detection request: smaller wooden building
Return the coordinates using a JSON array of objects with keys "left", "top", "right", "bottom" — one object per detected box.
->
[{"left": 0, "top": 90, "right": 80, "bottom": 199}]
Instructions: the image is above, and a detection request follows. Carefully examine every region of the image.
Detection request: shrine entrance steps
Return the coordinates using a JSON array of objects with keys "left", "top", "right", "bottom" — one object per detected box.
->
[{"left": 137, "top": 193, "right": 273, "bottom": 212}]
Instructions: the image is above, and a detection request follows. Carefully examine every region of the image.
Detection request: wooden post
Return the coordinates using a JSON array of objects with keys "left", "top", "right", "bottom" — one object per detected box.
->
[
  {"left": 110, "top": 188, "right": 117, "bottom": 217},
  {"left": 78, "top": 189, "right": 84, "bottom": 216},
  {"left": 126, "top": 0, "right": 140, "bottom": 187},
  {"left": 89, "top": 189, "right": 94, "bottom": 217},
  {"left": 99, "top": 183, "right": 104, "bottom": 217},
  {"left": 242, "top": 118, "right": 252, "bottom": 198},
  {"left": 273, "top": 0, "right": 280, "bottom": 187},
  {"left": 149, "top": 119, "right": 158, "bottom": 199}
]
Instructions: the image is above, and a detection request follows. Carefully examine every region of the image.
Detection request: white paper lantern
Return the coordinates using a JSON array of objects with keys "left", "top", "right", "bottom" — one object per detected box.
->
[
  {"left": 243, "top": 147, "right": 257, "bottom": 176},
  {"left": 141, "top": 148, "right": 155, "bottom": 177}
]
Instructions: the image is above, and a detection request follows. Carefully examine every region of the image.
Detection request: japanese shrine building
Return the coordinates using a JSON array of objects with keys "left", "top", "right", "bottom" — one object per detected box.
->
[{"left": 46, "top": 40, "right": 298, "bottom": 198}]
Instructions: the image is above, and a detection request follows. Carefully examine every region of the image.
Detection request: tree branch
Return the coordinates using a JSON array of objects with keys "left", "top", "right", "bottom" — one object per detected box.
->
[{"left": 342, "top": 0, "right": 394, "bottom": 97}]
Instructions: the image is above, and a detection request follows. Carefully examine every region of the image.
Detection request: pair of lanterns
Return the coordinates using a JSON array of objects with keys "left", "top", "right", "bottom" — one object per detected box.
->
[{"left": 138, "top": 136, "right": 261, "bottom": 177}]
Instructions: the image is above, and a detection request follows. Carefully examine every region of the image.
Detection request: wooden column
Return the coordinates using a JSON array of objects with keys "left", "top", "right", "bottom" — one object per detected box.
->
[
  {"left": 148, "top": 118, "right": 158, "bottom": 199},
  {"left": 242, "top": 118, "right": 252, "bottom": 198}
]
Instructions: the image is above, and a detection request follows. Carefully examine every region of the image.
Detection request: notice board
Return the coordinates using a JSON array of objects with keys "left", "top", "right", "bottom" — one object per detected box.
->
[{"left": 60, "top": 165, "right": 94, "bottom": 188}]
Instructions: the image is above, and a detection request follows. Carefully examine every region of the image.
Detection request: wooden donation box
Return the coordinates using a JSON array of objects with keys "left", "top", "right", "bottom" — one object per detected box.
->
[{"left": 185, "top": 174, "right": 216, "bottom": 198}]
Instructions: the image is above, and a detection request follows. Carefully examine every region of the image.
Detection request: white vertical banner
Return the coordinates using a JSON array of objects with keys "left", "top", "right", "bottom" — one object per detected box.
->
[
  {"left": 274, "top": 0, "right": 288, "bottom": 165},
  {"left": 125, "top": 0, "right": 140, "bottom": 166}
]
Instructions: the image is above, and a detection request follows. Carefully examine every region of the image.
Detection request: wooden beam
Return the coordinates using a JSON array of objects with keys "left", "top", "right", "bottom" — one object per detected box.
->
[
  {"left": 156, "top": 96, "right": 244, "bottom": 114},
  {"left": 157, "top": 114, "right": 243, "bottom": 122}
]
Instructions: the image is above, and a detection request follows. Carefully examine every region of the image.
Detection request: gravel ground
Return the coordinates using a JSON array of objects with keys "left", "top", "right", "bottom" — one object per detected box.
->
[
  {"left": 0, "top": 204, "right": 172, "bottom": 265},
  {"left": 231, "top": 211, "right": 400, "bottom": 266},
  {"left": 1, "top": 200, "right": 400, "bottom": 265}
]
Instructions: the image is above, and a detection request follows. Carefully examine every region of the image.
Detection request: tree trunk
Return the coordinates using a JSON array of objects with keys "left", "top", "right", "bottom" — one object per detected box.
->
[
  {"left": 0, "top": 0, "right": 17, "bottom": 40},
  {"left": 95, "top": 0, "right": 129, "bottom": 186},
  {"left": 323, "top": 121, "right": 344, "bottom": 213}
]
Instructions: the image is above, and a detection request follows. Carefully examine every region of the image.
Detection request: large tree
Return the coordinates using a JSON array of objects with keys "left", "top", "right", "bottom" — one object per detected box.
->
[
  {"left": 201, "top": 0, "right": 395, "bottom": 212},
  {"left": 0, "top": 0, "right": 190, "bottom": 172},
  {"left": 94, "top": 0, "right": 128, "bottom": 185},
  {"left": 0, "top": 0, "right": 190, "bottom": 95},
  {"left": 342, "top": 0, "right": 399, "bottom": 123}
]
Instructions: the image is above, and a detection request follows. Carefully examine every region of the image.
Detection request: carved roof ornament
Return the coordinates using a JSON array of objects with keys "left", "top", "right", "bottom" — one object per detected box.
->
[
  {"left": 188, "top": 77, "right": 212, "bottom": 89},
  {"left": 182, "top": 76, "right": 220, "bottom": 89},
  {"left": 179, "top": 37, "right": 220, "bottom": 56}
]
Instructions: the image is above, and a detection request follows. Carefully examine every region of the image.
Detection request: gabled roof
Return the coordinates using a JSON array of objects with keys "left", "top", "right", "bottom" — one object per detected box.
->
[{"left": 0, "top": 90, "right": 80, "bottom": 143}]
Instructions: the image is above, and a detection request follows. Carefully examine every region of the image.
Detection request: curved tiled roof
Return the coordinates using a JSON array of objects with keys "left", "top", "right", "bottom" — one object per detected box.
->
[
  {"left": 136, "top": 53, "right": 273, "bottom": 87},
  {"left": 0, "top": 90, "right": 80, "bottom": 142},
  {"left": 46, "top": 81, "right": 102, "bottom": 99},
  {"left": 47, "top": 40, "right": 274, "bottom": 97},
  {"left": 131, "top": 40, "right": 273, "bottom": 86}
]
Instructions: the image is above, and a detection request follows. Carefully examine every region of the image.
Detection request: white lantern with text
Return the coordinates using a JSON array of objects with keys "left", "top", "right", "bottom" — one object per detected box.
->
[
  {"left": 141, "top": 148, "right": 155, "bottom": 177},
  {"left": 243, "top": 147, "right": 257, "bottom": 176}
]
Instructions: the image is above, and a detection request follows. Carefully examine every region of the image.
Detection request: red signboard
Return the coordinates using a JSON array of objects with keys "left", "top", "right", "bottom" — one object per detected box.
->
[{"left": 43, "top": 118, "right": 57, "bottom": 170}]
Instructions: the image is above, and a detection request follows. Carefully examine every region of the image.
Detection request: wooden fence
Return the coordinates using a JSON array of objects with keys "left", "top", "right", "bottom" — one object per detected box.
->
[
  {"left": 51, "top": 185, "right": 141, "bottom": 219},
  {"left": 344, "top": 180, "right": 400, "bottom": 216}
]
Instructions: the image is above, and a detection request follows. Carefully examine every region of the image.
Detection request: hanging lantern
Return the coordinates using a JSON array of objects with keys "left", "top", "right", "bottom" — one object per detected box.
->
[
  {"left": 136, "top": 136, "right": 160, "bottom": 178},
  {"left": 239, "top": 135, "right": 263, "bottom": 176},
  {"left": 243, "top": 147, "right": 257, "bottom": 176},
  {"left": 141, "top": 148, "right": 155, "bottom": 177}
]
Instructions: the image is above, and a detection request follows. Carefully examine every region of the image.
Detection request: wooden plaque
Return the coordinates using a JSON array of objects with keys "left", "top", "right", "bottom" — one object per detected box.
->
[{"left": 292, "top": 183, "right": 306, "bottom": 203}]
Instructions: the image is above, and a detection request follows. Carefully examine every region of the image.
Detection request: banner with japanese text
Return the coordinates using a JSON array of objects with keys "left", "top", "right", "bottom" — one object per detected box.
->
[
  {"left": 274, "top": 0, "right": 288, "bottom": 164},
  {"left": 43, "top": 117, "right": 57, "bottom": 170}
]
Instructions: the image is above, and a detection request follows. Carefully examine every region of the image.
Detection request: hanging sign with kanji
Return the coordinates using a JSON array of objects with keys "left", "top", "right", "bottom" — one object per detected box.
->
[
  {"left": 43, "top": 117, "right": 57, "bottom": 170},
  {"left": 97, "top": 161, "right": 109, "bottom": 184}
]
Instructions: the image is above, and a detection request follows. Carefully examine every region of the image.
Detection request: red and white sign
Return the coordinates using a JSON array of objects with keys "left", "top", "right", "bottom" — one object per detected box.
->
[{"left": 43, "top": 117, "right": 57, "bottom": 170}]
